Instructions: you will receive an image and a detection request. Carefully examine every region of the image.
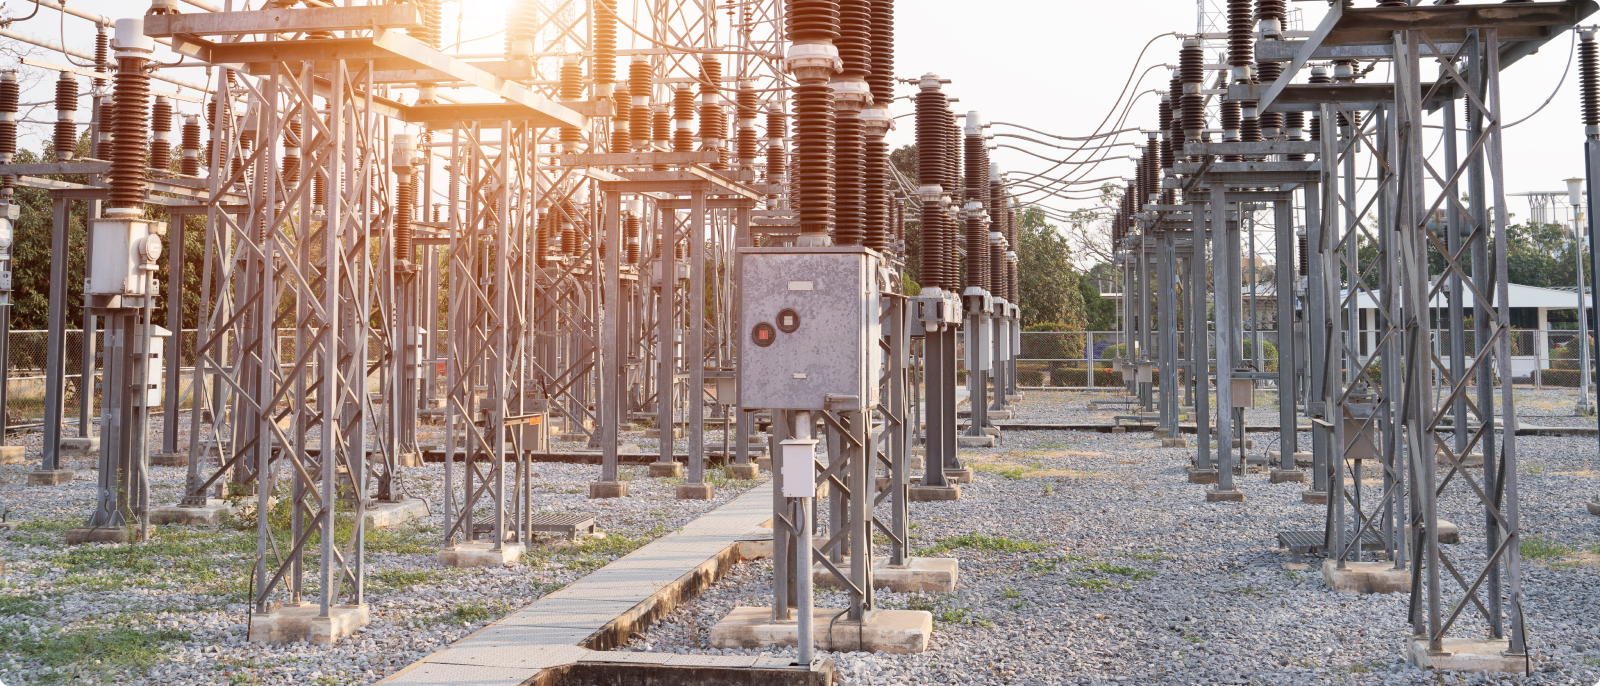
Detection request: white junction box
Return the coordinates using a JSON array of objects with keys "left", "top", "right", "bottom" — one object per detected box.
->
[
  {"left": 738, "top": 247, "right": 881, "bottom": 411},
  {"left": 780, "top": 438, "right": 819, "bottom": 498}
]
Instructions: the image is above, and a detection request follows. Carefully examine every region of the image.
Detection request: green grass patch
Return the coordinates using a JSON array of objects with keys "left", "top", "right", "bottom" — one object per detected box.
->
[
  {"left": 1520, "top": 535, "right": 1573, "bottom": 561},
  {"left": 893, "top": 593, "right": 989, "bottom": 628},
  {"left": 524, "top": 527, "right": 660, "bottom": 573},
  {"left": 1026, "top": 554, "right": 1085, "bottom": 574},
  {"left": 914, "top": 534, "right": 1045, "bottom": 557},
  {"left": 0, "top": 624, "right": 190, "bottom": 684},
  {"left": 1067, "top": 577, "right": 1125, "bottom": 592},
  {"left": 1083, "top": 562, "right": 1156, "bottom": 581},
  {"left": 0, "top": 593, "right": 48, "bottom": 616},
  {"left": 1125, "top": 550, "right": 1170, "bottom": 562},
  {"left": 971, "top": 463, "right": 1030, "bottom": 480},
  {"left": 369, "top": 568, "right": 441, "bottom": 592}
]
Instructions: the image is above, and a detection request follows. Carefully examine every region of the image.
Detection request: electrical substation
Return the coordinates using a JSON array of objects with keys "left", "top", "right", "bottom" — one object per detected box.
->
[{"left": 0, "top": 0, "right": 1595, "bottom": 684}]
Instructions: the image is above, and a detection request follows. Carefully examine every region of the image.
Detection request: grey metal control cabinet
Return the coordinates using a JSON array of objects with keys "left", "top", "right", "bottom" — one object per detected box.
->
[{"left": 738, "top": 247, "right": 881, "bottom": 411}]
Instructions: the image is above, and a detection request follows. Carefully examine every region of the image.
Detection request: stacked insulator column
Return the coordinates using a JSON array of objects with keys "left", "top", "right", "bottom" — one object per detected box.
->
[
  {"left": 1256, "top": 0, "right": 1286, "bottom": 39},
  {"left": 672, "top": 85, "right": 695, "bottom": 153},
  {"left": 1228, "top": 0, "right": 1254, "bottom": 84},
  {"left": 593, "top": 0, "right": 618, "bottom": 99},
  {"left": 830, "top": 0, "right": 871, "bottom": 245},
  {"left": 613, "top": 83, "right": 632, "bottom": 152},
  {"left": 1257, "top": 61, "right": 1284, "bottom": 139},
  {"left": 1285, "top": 111, "right": 1306, "bottom": 161},
  {"left": 698, "top": 58, "right": 725, "bottom": 168},
  {"left": 963, "top": 112, "right": 988, "bottom": 292},
  {"left": 282, "top": 120, "right": 301, "bottom": 187},
  {"left": 54, "top": 73, "right": 78, "bottom": 161},
  {"left": 625, "top": 199, "right": 642, "bottom": 265},
  {"left": 916, "top": 74, "right": 950, "bottom": 289},
  {"left": 785, "top": 0, "right": 842, "bottom": 244},
  {"left": 178, "top": 114, "right": 200, "bottom": 176},
  {"left": 735, "top": 82, "right": 758, "bottom": 170},
  {"left": 629, "top": 59, "right": 653, "bottom": 152},
  {"left": 409, "top": 0, "right": 442, "bottom": 48},
  {"left": 765, "top": 106, "right": 787, "bottom": 185},
  {"left": 0, "top": 71, "right": 17, "bottom": 199},
  {"left": 1221, "top": 100, "right": 1242, "bottom": 161},
  {"left": 109, "top": 36, "right": 154, "bottom": 214},
  {"left": 506, "top": 0, "right": 536, "bottom": 60},
  {"left": 97, "top": 97, "right": 115, "bottom": 162},
  {"left": 1145, "top": 132, "right": 1160, "bottom": 206},
  {"left": 150, "top": 96, "right": 172, "bottom": 172},
  {"left": 1581, "top": 28, "right": 1598, "bottom": 137},
  {"left": 862, "top": 0, "right": 894, "bottom": 250},
  {"left": 1180, "top": 39, "right": 1206, "bottom": 162},
  {"left": 559, "top": 55, "right": 585, "bottom": 153}
]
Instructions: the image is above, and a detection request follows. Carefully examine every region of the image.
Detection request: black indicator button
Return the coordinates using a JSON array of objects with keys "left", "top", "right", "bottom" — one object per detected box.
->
[
  {"left": 752, "top": 322, "right": 777, "bottom": 347},
  {"left": 776, "top": 308, "right": 801, "bottom": 333}
]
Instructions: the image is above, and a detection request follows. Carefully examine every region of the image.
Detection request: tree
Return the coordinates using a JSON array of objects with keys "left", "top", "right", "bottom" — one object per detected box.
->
[{"left": 1017, "top": 207, "right": 1085, "bottom": 331}]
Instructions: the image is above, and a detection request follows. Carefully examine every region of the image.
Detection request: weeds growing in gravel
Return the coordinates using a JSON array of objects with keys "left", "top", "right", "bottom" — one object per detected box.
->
[
  {"left": 893, "top": 593, "right": 991, "bottom": 628},
  {"left": 1083, "top": 562, "right": 1156, "bottom": 580},
  {"left": 914, "top": 534, "right": 1045, "bottom": 556},
  {"left": 524, "top": 525, "right": 661, "bottom": 573},
  {"left": 1520, "top": 535, "right": 1573, "bottom": 561},
  {"left": 0, "top": 622, "right": 190, "bottom": 684},
  {"left": 972, "top": 463, "right": 1030, "bottom": 480},
  {"left": 369, "top": 568, "right": 444, "bottom": 591},
  {"left": 1040, "top": 482, "right": 1056, "bottom": 495}
]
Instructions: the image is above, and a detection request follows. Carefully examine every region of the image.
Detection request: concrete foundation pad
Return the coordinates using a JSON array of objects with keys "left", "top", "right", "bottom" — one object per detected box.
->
[
  {"left": 1187, "top": 467, "right": 1218, "bottom": 485},
  {"left": 248, "top": 603, "right": 369, "bottom": 645},
  {"left": 0, "top": 446, "right": 25, "bottom": 464},
  {"left": 28, "top": 469, "right": 74, "bottom": 486},
  {"left": 438, "top": 542, "right": 527, "bottom": 567},
  {"left": 1152, "top": 427, "right": 1171, "bottom": 439},
  {"left": 1303, "top": 490, "right": 1328, "bottom": 505},
  {"left": 1205, "top": 489, "right": 1244, "bottom": 503},
  {"left": 1403, "top": 519, "right": 1460, "bottom": 545},
  {"left": 727, "top": 463, "right": 760, "bottom": 480},
  {"left": 648, "top": 461, "right": 684, "bottom": 478},
  {"left": 1006, "top": 394, "right": 1024, "bottom": 402},
  {"left": 1435, "top": 451, "right": 1484, "bottom": 469},
  {"left": 908, "top": 484, "right": 961, "bottom": 502},
  {"left": 676, "top": 483, "right": 715, "bottom": 500},
  {"left": 1407, "top": 638, "right": 1523, "bottom": 673},
  {"left": 1281, "top": 562, "right": 1311, "bottom": 572},
  {"left": 1110, "top": 426, "right": 1127, "bottom": 434},
  {"left": 364, "top": 498, "right": 429, "bottom": 529},
  {"left": 957, "top": 435, "right": 996, "bottom": 448},
  {"left": 1270, "top": 468, "right": 1306, "bottom": 484},
  {"left": 815, "top": 557, "right": 959, "bottom": 593},
  {"left": 589, "top": 481, "right": 629, "bottom": 499},
  {"left": 397, "top": 452, "right": 423, "bottom": 468},
  {"left": 988, "top": 410, "right": 1014, "bottom": 420},
  {"left": 65, "top": 526, "right": 129, "bottom": 545},
  {"left": 643, "top": 428, "right": 685, "bottom": 439},
  {"left": 909, "top": 455, "right": 924, "bottom": 470},
  {"left": 946, "top": 468, "right": 973, "bottom": 484},
  {"left": 709, "top": 606, "right": 933, "bottom": 654},
  {"left": 150, "top": 452, "right": 187, "bottom": 467},
  {"left": 1588, "top": 499, "right": 1600, "bottom": 516},
  {"left": 59, "top": 437, "right": 99, "bottom": 456},
  {"left": 151, "top": 499, "right": 234, "bottom": 526},
  {"left": 756, "top": 455, "right": 772, "bottom": 471},
  {"left": 1322, "top": 560, "right": 1408, "bottom": 594},
  {"left": 1161, "top": 437, "right": 1189, "bottom": 448}
]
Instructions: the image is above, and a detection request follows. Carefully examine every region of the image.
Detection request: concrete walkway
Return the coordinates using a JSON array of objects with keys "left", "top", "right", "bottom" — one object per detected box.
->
[{"left": 380, "top": 482, "right": 806, "bottom": 685}]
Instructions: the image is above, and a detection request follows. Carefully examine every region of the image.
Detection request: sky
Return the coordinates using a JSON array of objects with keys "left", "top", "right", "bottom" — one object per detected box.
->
[{"left": 0, "top": 0, "right": 1591, "bottom": 228}]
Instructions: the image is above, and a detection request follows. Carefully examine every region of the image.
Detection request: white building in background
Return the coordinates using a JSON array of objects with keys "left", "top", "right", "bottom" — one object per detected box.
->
[{"left": 1346, "top": 282, "right": 1591, "bottom": 377}]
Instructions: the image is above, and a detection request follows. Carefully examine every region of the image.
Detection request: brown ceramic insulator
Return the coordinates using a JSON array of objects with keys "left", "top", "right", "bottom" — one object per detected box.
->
[
  {"left": 54, "top": 73, "right": 78, "bottom": 161},
  {"left": 698, "top": 100, "right": 725, "bottom": 146},
  {"left": 786, "top": 0, "right": 840, "bottom": 43},
  {"left": 409, "top": 0, "right": 442, "bottom": 48},
  {"left": 652, "top": 105, "right": 671, "bottom": 143},
  {"left": 629, "top": 60, "right": 653, "bottom": 101},
  {"left": 735, "top": 85, "right": 758, "bottom": 166},
  {"left": 1376, "top": 0, "right": 1406, "bottom": 7},
  {"left": 863, "top": 136, "right": 888, "bottom": 250},
  {"left": 396, "top": 172, "right": 415, "bottom": 262},
  {"left": 1298, "top": 232, "right": 1309, "bottom": 276},
  {"left": 915, "top": 89, "right": 946, "bottom": 186},
  {"left": 1309, "top": 115, "right": 1320, "bottom": 143},
  {"left": 1241, "top": 105, "right": 1261, "bottom": 149},
  {"left": 1256, "top": 62, "right": 1283, "bottom": 137},
  {"left": 920, "top": 203, "right": 945, "bottom": 290},
  {"left": 1582, "top": 32, "right": 1599, "bottom": 128},
  {"left": 736, "top": 121, "right": 758, "bottom": 168},
  {"left": 944, "top": 113, "right": 960, "bottom": 202},
  {"left": 613, "top": 91, "right": 632, "bottom": 151},
  {"left": 108, "top": 58, "right": 151, "bottom": 212},
  {"left": 629, "top": 100, "right": 652, "bottom": 152},
  {"left": 1284, "top": 111, "right": 1306, "bottom": 161},
  {"left": 625, "top": 212, "right": 641, "bottom": 264},
  {"left": 1221, "top": 100, "right": 1242, "bottom": 161},
  {"left": 0, "top": 74, "right": 16, "bottom": 165},
  {"left": 673, "top": 85, "right": 695, "bottom": 120},
  {"left": 1158, "top": 95, "right": 1173, "bottom": 170},
  {"left": 1256, "top": 0, "right": 1286, "bottom": 27},
  {"left": 1228, "top": 0, "right": 1253, "bottom": 70},
  {"left": 97, "top": 97, "right": 115, "bottom": 161},
  {"left": 180, "top": 116, "right": 200, "bottom": 176},
  {"left": 1180, "top": 43, "right": 1205, "bottom": 159},
  {"left": 766, "top": 108, "right": 787, "bottom": 180},
  {"left": 1169, "top": 75, "right": 1186, "bottom": 164},
  {"left": 1146, "top": 136, "right": 1160, "bottom": 203},
  {"left": 593, "top": 0, "right": 617, "bottom": 89},
  {"left": 793, "top": 80, "right": 835, "bottom": 239},
  {"left": 505, "top": 0, "right": 537, "bottom": 58},
  {"left": 867, "top": 0, "right": 894, "bottom": 104},
  {"left": 560, "top": 58, "right": 584, "bottom": 101},
  {"left": 281, "top": 120, "right": 301, "bottom": 186},
  {"left": 833, "top": 110, "right": 864, "bottom": 245},
  {"left": 699, "top": 57, "right": 721, "bottom": 96},
  {"left": 149, "top": 97, "right": 172, "bottom": 170},
  {"left": 736, "top": 85, "right": 758, "bottom": 122},
  {"left": 964, "top": 131, "right": 985, "bottom": 203},
  {"left": 93, "top": 29, "right": 109, "bottom": 84},
  {"left": 836, "top": 0, "right": 871, "bottom": 80},
  {"left": 313, "top": 170, "right": 326, "bottom": 209},
  {"left": 673, "top": 127, "right": 694, "bottom": 153}
]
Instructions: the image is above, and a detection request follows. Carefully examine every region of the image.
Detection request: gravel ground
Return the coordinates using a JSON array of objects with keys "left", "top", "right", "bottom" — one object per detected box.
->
[
  {"left": 0, "top": 391, "right": 1595, "bottom": 685},
  {"left": 620, "top": 397, "right": 1600, "bottom": 686},
  {"left": 0, "top": 411, "right": 760, "bottom": 685}
]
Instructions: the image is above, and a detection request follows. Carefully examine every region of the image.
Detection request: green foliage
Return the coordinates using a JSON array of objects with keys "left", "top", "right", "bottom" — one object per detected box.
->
[
  {"left": 914, "top": 533, "right": 1046, "bottom": 556},
  {"left": 0, "top": 623, "right": 189, "bottom": 684},
  {"left": 1238, "top": 338, "right": 1279, "bottom": 372},
  {"left": 523, "top": 527, "right": 659, "bottom": 574},
  {"left": 1520, "top": 535, "right": 1573, "bottom": 561},
  {"left": 1018, "top": 208, "right": 1087, "bottom": 331}
]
